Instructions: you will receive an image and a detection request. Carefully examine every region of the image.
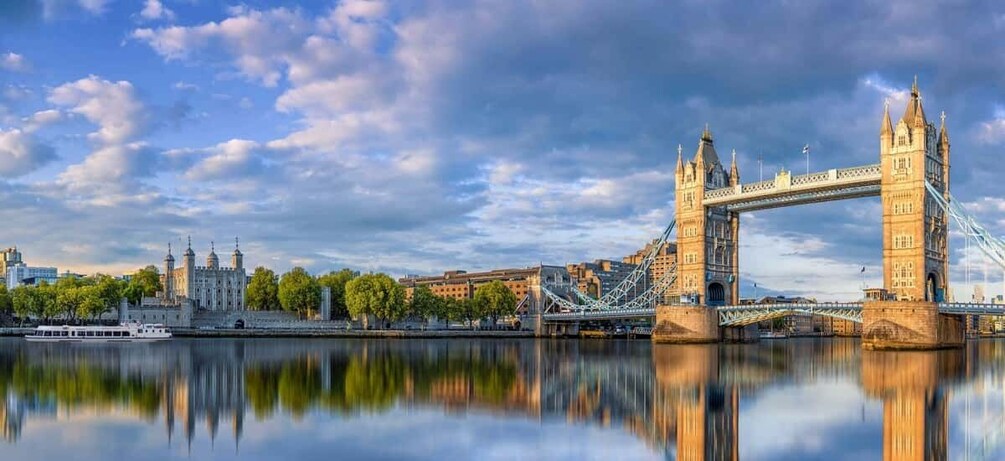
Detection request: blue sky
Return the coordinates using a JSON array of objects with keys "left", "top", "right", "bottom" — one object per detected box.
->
[{"left": 1, "top": 0, "right": 1004, "bottom": 301}]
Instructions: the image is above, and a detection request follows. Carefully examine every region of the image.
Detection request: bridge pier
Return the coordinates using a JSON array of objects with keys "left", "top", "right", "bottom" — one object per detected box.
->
[
  {"left": 862, "top": 301, "right": 965, "bottom": 350},
  {"left": 652, "top": 305, "right": 720, "bottom": 343}
]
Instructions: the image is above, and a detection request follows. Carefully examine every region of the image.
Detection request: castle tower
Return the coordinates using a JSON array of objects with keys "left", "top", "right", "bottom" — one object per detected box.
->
[
  {"left": 207, "top": 241, "right": 220, "bottom": 270},
  {"left": 674, "top": 126, "right": 739, "bottom": 306},
  {"left": 183, "top": 236, "right": 195, "bottom": 300},
  {"left": 164, "top": 243, "right": 175, "bottom": 300},
  {"left": 231, "top": 237, "right": 243, "bottom": 270},
  {"left": 880, "top": 78, "right": 949, "bottom": 302}
]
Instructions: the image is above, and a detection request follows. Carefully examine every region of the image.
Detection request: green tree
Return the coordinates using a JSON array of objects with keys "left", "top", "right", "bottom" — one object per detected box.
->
[
  {"left": 77, "top": 286, "right": 108, "bottom": 320},
  {"left": 11, "top": 286, "right": 38, "bottom": 325},
  {"left": 345, "top": 273, "right": 406, "bottom": 329},
  {"left": 473, "top": 280, "right": 518, "bottom": 327},
  {"left": 452, "top": 297, "right": 483, "bottom": 330},
  {"left": 247, "top": 267, "right": 280, "bottom": 311},
  {"left": 55, "top": 285, "right": 83, "bottom": 322},
  {"left": 317, "top": 269, "right": 357, "bottom": 319},
  {"left": 92, "top": 275, "right": 124, "bottom": 319},
  {"left": 35, "top": 282, "right": 59, "bottom": 322},
  {"left": 125, "top": 265, "right": 162, "bottom": 304},
  {"left": 408, "top": 286, "right": 445, "bottom": 321},
  {"left": 0, "top": 285, "right": 13, "bottom": 315},
  {"left": 278, "top": 267, "right": 322, "bottom": 318}
]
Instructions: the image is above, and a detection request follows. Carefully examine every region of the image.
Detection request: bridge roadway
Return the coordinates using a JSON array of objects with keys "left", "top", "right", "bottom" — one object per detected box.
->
[
  {"left": 701, "top": 163, "right": 881, "bottom": 212},
  {"left": 542, "top": 302, "right": 1005, "bottom": 324}
]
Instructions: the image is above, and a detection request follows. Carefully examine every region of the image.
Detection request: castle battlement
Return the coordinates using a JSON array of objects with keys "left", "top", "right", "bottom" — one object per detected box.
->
[{"left": 192, "top": 266, "right": 241, "bottom": 272}]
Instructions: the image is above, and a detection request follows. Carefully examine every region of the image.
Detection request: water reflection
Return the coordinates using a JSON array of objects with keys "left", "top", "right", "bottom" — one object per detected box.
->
[{"left": 0, "top": 338, "right": 1003, "bottom": 460}]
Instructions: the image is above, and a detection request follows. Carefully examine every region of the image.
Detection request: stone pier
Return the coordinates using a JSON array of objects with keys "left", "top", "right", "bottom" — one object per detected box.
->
[
  {"left": 861, "top": 301, "right": 965, "bottom": 350},
  {"left": 652, "top": 305, "right": 720, "bottom": 343}
]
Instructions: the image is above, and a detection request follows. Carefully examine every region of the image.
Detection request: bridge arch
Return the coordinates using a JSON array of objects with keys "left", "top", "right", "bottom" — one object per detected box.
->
[
  {"left": 926, "top": 272, "right": 939, "bottom": 302},
  {"left": 708, "top": 282, "right": 725, "bottom": 306}
]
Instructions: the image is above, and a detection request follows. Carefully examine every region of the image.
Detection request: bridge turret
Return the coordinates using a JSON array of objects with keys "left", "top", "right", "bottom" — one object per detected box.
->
[
  {"left": 880, "top": 100, "right": 893, "bottom": 145},
  {"left": 728, "top": 149, "right": 739, "bottom": 186}
]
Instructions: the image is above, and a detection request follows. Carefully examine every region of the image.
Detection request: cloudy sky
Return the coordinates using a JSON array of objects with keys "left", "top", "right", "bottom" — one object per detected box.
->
[{"left": 0, "top": 0, "right": 1004, "bottom": 301}]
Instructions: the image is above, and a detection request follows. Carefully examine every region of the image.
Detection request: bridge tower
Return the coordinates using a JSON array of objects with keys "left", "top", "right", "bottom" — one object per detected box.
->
[
  {"left": 655, "top": 128, "right": 739, "bottom": 343},
  {"left": 673, "top": 126, "right": 740, "bottom": 306},
  {"left": 865, "top": 79, "right": 963, "bottom": 349}
]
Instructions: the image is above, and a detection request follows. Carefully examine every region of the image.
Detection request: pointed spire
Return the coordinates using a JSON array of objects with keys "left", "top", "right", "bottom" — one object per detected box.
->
[
  {"left": 729, "top": 149, "right": 739, "bottom": 186},
  {"left": 675, "top": 144, "right": 684, "bottom": 171},
  {"left": 901, "top": 75, "right": 927, "bottom": 127},
  {"left": 694, "top": 124, "right": 719, "bottom": 166},
  {"left": 939, "top": 110, "right": 950, "bottom": 147},
  {"left": 881, "top": 99, "right": 893, "bottom": 137}
]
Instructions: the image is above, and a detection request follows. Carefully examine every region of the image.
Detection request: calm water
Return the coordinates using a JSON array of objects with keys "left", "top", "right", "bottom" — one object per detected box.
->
[{"left": 0, "top": 337, "right": 1002, "bottom": 461}]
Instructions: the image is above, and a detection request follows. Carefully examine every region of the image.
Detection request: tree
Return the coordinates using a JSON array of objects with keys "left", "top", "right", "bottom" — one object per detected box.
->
[
  {"left": 408, "top": 286, "right": 445, "bottom": 321},
  {"left": 278, "top": 267, "right": 322, "bottom": 318},
  {"left": 473, "top": 281, "right": 518, "bottom": 327},
  {"left": 56, "top": 285, "right": 84, "bottom": 322},
  {"left": 0, "top": 285, "right": 12, "bottom": 315},
  {"left": 317, "top": 269, "right": 357, "bottom": 319},
  {"left": 247, "top": 267, "right": 280, "bottom": 311},
  {"left": 451, "top": 297, "right": 483, "bottom": 330},
  {"left": 36, "top": 282, "right": 59, "bottom": 321},
  {"left": 77, "top": 286, "right": 107, "bottom": 320},
  {"left": 345, "top": 273, "right": 407, "bottom": 328},
  {"left": 92, "top": 275, "right": 124, "bottom": 319},
  {"left": 11, "top": 286, "right": 37, "bottom": 325},
  {"left": 125, "top": 265, "right": 162, "bottom": 304}
]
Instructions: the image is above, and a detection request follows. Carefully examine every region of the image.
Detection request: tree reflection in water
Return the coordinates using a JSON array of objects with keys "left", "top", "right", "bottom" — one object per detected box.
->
[{"left": 0, "top": 338, "right": 1003, "bottom": 460}]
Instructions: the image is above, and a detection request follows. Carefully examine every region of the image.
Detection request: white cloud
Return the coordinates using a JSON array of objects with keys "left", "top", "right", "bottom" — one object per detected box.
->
[
  {"left": 48, "top": 75, "right": 148, "bottom": 145},
  {"left": 42, "top": 0, "right": 112, "bottom": 18},
  {"left": 139, "top": 0, "right": 174, "bottom": 21},
  {"left": 172, "top": 81, "right": 198, "bottom": 91},
  {"left": 22, "top": 109, "right": 63, "bottom": 132},
  {"left": 977, "top": 116, "right": 1005, "bottom": 145},
  {"left": 184, "top": 139, "right": 265, "bottom": 181},
  {"left": 0, "top": 52, "right": 28, "bottom": 72},
  {"left": 0, "top": 128, "right": 57, "bottom": 177},
  {"left": 132, "top": 8, "right": 311, "bottom": 86}
]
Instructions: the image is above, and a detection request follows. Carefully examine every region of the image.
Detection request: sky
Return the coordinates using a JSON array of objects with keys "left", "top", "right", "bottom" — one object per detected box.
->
[{"left": 0, "top": 0, "right": 1004, "bottom": 301}]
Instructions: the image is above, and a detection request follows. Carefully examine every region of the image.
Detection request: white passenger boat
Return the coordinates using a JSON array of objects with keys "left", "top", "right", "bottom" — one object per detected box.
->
[{"left": 25, "top": 321, "right": 172, "bottom": 342}]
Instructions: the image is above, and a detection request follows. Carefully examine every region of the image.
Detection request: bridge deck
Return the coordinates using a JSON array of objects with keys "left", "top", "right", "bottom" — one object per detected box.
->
[{"left": 703, "top": 164, "right": 881, "bottom": 212}]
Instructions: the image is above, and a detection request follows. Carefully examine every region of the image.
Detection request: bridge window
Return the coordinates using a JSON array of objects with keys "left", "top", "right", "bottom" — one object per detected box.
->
[
  {"left": 894, "top": 235, "right": 914, "bottom": 249},
  {"left": 898, "top": 135, "right": 907, "bottom": 146}
]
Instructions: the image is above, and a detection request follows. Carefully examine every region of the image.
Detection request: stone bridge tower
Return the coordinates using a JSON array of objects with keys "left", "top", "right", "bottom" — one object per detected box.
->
[
  {"left": 674, "top": 126, "right": 740, "bottom": 306},
  {"left": 865, "top": 79, "right": 961, "bottom": 349},
  {"left": 880, "top": 78, "right": 950, "bottom": 302}
]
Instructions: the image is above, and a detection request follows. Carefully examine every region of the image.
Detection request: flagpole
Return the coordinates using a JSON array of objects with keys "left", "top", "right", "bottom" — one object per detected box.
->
[
  {"left": 803, "top": 144, "right": 810, "bottom": 175},
  {"left": 758, "top": 154, "right": 763, "bottom": 181}
]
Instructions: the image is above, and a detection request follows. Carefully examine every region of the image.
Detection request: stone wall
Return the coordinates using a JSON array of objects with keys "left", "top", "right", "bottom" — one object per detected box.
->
[
  {"left": 862, "top": 300, "right": 964, "bottom": 349},
  {"left": 191, "top": 310, "right": 344, "bottom": 330},
  {"left": 652, "top": 305, "right": 720, "bottom": 343}
]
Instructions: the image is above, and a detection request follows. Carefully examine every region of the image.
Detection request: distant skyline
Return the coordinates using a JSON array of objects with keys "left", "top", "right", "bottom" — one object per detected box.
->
[{"left": 1, "top": 1, "right": 1004, "bottom": 301}]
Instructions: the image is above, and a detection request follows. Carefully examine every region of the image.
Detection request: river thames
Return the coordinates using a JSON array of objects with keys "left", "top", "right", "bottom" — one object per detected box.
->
[{"left": 0, "top": 337, "right": 1002, "bottom": 460}]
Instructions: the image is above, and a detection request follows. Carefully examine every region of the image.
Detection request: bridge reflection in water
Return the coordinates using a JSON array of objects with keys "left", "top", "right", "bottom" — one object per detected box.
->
[{"left": 0, "top": 338, "right": 1003, "bottom": 460}]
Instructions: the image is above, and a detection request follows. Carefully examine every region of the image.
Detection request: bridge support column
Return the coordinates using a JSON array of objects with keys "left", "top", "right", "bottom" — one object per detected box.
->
[
  {"left": 862, "top": 301, "right": 964, "bottom": 350},
  {"left": 653, "top": 305, "right": 720, "bottom": 343}
]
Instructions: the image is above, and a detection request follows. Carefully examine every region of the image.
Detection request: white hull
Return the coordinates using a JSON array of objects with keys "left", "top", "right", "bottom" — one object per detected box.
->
[
  {"left": 24, "top": 336, "right": 170, "bottom": 343},
  {"left": 25, "top": 322, "right": 172, "bottom": 343}
]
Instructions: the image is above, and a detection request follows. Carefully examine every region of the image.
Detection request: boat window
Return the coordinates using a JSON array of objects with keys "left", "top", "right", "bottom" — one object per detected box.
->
[{"left": 61, "top": 331, "right": 68, "bottom": 337}]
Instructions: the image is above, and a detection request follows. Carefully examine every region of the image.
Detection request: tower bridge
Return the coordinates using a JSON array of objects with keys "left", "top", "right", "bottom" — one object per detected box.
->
[{"left": 532, "top": 79, "right": 1005, "bottom": 349}]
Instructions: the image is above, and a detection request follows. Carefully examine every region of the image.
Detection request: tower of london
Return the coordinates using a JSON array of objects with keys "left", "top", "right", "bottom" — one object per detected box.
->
[{"left": 163, "top": 238, "right": 247, "bottom": 311}]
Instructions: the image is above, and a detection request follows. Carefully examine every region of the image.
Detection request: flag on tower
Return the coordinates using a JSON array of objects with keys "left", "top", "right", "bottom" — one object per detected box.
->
[{"left": 802, "top": 144, "right": 810, "bottom": 155}]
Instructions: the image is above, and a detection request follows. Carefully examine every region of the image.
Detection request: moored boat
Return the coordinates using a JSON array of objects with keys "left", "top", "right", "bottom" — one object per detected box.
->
[{"left": 25, "top": 321, "right": 171, "bottom": 342}]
